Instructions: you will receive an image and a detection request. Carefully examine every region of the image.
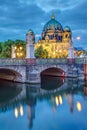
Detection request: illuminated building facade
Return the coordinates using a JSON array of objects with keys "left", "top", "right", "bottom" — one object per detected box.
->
[
  {"left": 34, "top": 12, "right": 73, "bottom": 58},
  {"left": 11, "top": 12, "right": 74, "bottom": 59},
  {"left": 11, "top": 45, "right": 25, "bottom": 58}
]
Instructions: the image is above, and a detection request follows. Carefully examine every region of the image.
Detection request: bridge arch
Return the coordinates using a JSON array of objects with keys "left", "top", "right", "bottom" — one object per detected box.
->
[
  {"left": 0, "top": 68, "right": 22, "bottom": 81},
  {"left": 40, "top": 67, "right": 65, "bottom": 90},
  {"left": 40, "top": 67, "right": 65, "bottom": 77}
]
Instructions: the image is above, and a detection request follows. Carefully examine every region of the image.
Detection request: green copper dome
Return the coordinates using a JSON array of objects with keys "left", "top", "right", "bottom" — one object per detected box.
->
[
  {"left": 64, "top": 26, "right": 71, "bottom": 32},
  {"left": 26, "top": 29, "right": 34, "bottom": 35},
  {"left": 43, "top": 13, "right": 63, "bottom": 32}
]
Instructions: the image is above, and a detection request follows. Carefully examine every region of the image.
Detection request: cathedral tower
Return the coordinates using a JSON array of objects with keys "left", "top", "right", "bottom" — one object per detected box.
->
[
  {"left": 26, "top": 29, "right": 35, "bottom": 58},
  {"left": 63, "top": 26, "right": 72, "bottom": 43}
]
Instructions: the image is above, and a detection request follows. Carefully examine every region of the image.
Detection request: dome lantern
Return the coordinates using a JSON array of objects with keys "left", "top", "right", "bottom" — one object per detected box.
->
[{"left": 51, "top": 11, "right": 55, "bottom": 19}]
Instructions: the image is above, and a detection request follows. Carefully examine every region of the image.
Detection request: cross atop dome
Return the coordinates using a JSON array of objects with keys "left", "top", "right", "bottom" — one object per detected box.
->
[{"left": 51, "top": 11, "right": 55, "bottom": 19}]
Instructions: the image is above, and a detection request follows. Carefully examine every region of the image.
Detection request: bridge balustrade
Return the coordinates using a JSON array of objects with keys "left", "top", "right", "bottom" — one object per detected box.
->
[
  {"left": 0, "top": 59, "right": 26, "bottom": 66},
  {"left": 36, "top": 58, "right": 68, "bottom": 65},
  {"left": 0, "top": 58, "right": 86, "bottom": 66},
  {"left": 75, "top": 57, "right": 87, "bottom": 64},
  {"left": 26, "top": 58, "right": 87, "bottom": 65},
  {"left": 84, "top": 57, "right": 87, "bottom": 63}
]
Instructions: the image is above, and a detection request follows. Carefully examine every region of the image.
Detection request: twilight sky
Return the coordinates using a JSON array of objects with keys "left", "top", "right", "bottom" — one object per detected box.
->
[{"left": 0, "top": 0, "right": 87, "bottom": 50}]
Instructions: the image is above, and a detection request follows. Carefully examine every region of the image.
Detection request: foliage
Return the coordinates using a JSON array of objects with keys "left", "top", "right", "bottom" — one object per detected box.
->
[
  {"left": 34, "top": 45, "right": 48, "bottom": 58},
  {"left": 0, "top": 39, "right": 25, "bottom": 58},
  {"left": 14, "top": 40, "right": 26, "bottom": 58}
]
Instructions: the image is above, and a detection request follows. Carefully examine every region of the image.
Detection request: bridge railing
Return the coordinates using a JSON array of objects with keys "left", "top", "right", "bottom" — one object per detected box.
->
[
  {"left": 0, "top": 59, "right": 26, "bottom": 66},
  {"left": 0, "top": 57, "right": 87, "bottom": 66},
  {"left": 25, "top": 57, "right": 87, "bottom": 65},
  {"left": 75, "top": 57, "right": 87, "bottom": 64},
  {"left": 35, "top": 58, "right": 68, "bottom": 65}
]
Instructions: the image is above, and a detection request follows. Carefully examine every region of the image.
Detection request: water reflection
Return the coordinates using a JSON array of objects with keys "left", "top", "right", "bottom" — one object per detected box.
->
[
  {"left": 41, "top": 75, "right": 65, "bottom": 90},
  {"left": 0, "top": 80, "right": 22, "bottom": 104},
  {"left": 76, "top": 102, "right": 82, "bottom": 112},
  {"left": 65, "top": 92, "right": 74, "bottom": 113},
  {"left": 14, "top": 105, "right": 24, "bottom": 118},
  {"left": 0, "top": 78, "right": 86, "bottom": 130}
]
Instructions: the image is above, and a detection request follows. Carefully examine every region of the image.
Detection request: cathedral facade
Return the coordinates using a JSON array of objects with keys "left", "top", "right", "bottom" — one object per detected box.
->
[
  {"left": 33, "top": 12, "right": 72, "bottom": 58},
  {"left": 11, "top": 13, "right": 85, "bottom": 59},
  {"left": 11, "top": 12, "right": 73, "bottom": 59}
]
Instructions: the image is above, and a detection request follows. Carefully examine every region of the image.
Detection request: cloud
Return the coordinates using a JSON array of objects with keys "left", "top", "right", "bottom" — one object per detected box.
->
[
  {"left": 0, "top": 0, "right": 45, "bottom": 41},
  {"left": 18, "top": 0, "right": 85, "bottom": 12},
  {"left": 0, "top": 0, "right": 86, "bottom": 50},
  {"left": 72, "top": 29, "right": 87, "bottom": 50}
]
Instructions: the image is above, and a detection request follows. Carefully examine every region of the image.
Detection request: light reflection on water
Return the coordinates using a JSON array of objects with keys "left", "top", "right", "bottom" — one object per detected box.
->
[{"left": 0, "top": 77, "right": 87, "bottom": 130}]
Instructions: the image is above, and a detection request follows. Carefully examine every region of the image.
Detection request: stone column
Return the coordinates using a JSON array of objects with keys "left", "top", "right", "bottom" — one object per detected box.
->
[
  {"left": 26, "top": 33, "right": 35, "bottom": 58},
  {"left": 68, "top": 40, "right": 74, "bottom": 59},
  {"left": 68, "top": 46, "right": 74, "bottom": 59},
  {"left": 11, "top": 45, "right": 16, "bottom": 58}
]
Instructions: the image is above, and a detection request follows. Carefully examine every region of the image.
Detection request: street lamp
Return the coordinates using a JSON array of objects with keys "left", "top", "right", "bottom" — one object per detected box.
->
[
  {"left": 76, "top": 36, "right": 81, "bottom": 40},
  {"left": 15, "top": 46, "right": 24, "bottom": 58}
]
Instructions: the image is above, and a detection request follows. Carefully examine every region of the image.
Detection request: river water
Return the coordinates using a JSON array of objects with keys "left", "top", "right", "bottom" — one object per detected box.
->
[{"left": 0, "top": 76, "right": 87, "bottom": 130}]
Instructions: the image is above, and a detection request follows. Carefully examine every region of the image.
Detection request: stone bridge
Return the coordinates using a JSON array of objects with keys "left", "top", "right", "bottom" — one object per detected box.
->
[{"left": 0, "top": 58, "right": 87, "bottom": 83}]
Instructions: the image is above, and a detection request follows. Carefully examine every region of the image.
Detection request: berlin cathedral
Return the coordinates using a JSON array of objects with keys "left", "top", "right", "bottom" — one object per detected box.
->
[
  {"left": 12, "top": 12, "right": 75, "bottom": 59},
  {"left": 26, "top": 12, "right": 72, "bottom": 58}
]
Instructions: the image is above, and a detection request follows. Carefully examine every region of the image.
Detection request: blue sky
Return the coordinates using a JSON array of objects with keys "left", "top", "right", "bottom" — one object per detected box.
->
[{"left": 0, "top": 0, "right": 87, "bottom": 50}]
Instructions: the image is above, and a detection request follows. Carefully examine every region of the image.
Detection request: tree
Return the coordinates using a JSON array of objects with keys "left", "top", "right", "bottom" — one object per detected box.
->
[
  {"left": 0, "top": 42, "right": 2, "bottom": 52},
  {"left": 0, "top": 39, "right": 26, "bottom": 58},
  {"left": 14, "top": 40, "right": 26, "bottom": 58},
  {"left": 34, "top": 45, "right": 48, "bottom": 58},
  {"left": 0, "top": 40, "right": 14, "bottom": 58}
]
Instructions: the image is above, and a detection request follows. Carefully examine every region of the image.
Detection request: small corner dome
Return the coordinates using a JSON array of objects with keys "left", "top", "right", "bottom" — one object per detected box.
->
[
  {"left": 64, "top": 26, "right": 71, "bottom": 32},
  {"left": 26, "top": 29, "right": 34, "bottom": 35}
]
